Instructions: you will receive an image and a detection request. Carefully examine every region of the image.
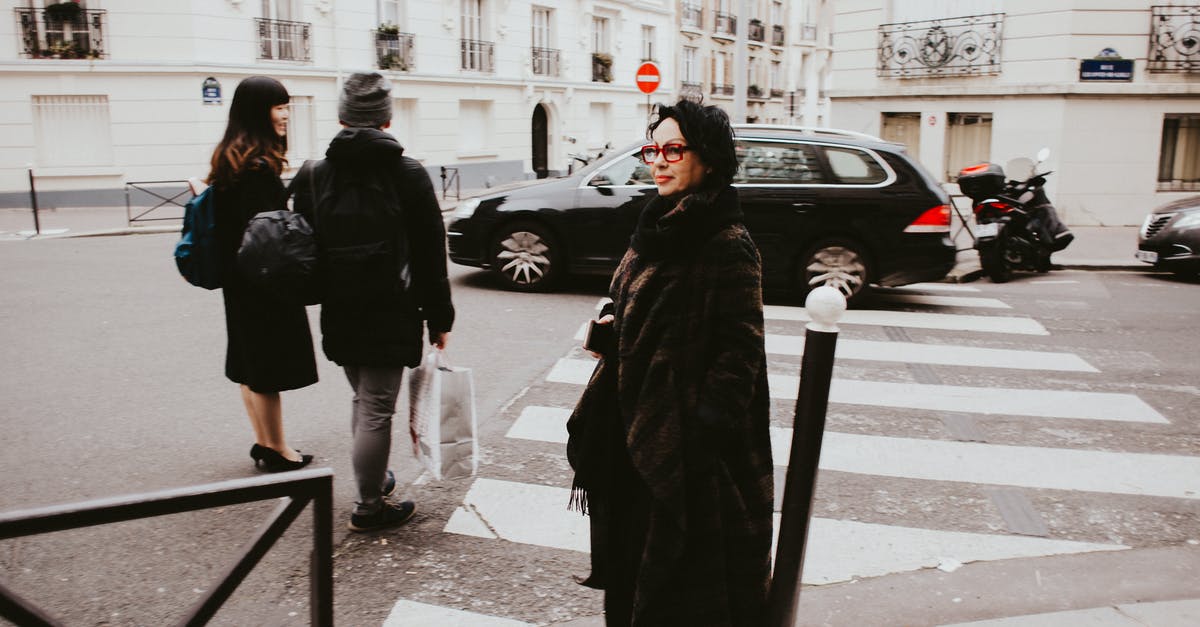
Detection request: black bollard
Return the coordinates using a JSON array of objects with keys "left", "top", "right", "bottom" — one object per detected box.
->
[
  {"left": 768, "top": 285, "right": 846, "bottom": 627},
  {"left": 27, "top": 166, "right": 40, "bottom": 235}
]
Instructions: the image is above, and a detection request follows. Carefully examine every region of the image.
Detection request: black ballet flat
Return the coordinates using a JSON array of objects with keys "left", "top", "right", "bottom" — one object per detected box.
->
[{"left": 254, "top": 446, "right": 314, "bottom": 473}]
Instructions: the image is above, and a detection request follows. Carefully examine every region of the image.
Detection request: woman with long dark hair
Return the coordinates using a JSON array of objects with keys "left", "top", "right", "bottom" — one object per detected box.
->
[
  {"left": 208, "top": 76, "right": 317, "bottom": 472},
  {"left": 567, "top": 99, "right": 773, "bottom": 625}
]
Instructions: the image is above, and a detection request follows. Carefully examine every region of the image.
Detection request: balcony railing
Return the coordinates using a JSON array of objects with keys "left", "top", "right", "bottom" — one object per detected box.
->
[
  {"left": 681, "top": 81, "right": 704, "bottom": 100},
  {"left": 748, "top": 85, "right": 766, "bottom": 99},
  {"left": 1149, "top": 5, "right": 1200, "bottom": 73},
  {"left": 375, "top": 31, "right": 415, "bottom": 71},
  {"left": 749, "top": 20, "right": 766, "bottom": 42},
  {"left": 461, "top": 38, "right": 495, "bottom": 72},
  {"left": 770, "top": 88, "right": 784, "bottom": 98},
  {"left": 682, "top": 4, "right": 703, "bottom": 29},
  {"left": 256, "top": 17, "right": 311, "bottom": 61},
  {"left": 15, "top": 8, "right": 106, "bottom": 59},
  {"left": 801, "top": 22, "right": 818, "bottom": 42},
  {"left": 592, "top": 52, "right": 613, "bottom": 82},
  {"left": 878, "top": 13, "right": 1004, "bottom": 78},
  {"left": 711, "top": 83, "right": 735, "bottom": 96},
  {"left": 715, "top": 12, "right": 736, "bottom": 36},
  {"left": 772, "top": 24, "right": 785, "bottom": 46},
  {"left": 532, "top": 46, "right": 560, "bottom": 76}
]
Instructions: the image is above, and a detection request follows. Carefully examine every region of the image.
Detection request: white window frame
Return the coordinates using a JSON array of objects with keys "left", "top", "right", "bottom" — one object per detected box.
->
[
  {"left": 683, "top": 46, "right": 698, "bottom": 83},
  {"left": 532, "top": 6, "right": 552, "bottom": 49},
  {"left": 591, "top": 16, "right": 609, "bottom": 54},
  {"left": 287, "top": 95, "right": 316, "bottom": 164},
  {"left": 262, "top": 0, "right": 297, "bottom": 21},
  {"left": 378, "top": 0, "right": 403, "bottom": 27},
  {"left": 462, "top": 0, "right": 483, "bottom": 42},
  {"left": 641, "top": 25, "right": 655, "bottom": 61}
]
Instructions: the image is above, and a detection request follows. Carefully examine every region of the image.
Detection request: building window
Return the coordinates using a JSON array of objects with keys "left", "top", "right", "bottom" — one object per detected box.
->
[
  {"left": 641, "top": 25, "right": 655, "bottom": 62},
  {"left": 458, "top": 100, "right": 493, "bottom": 154},
  {"left": 461, "top": 0, "right": 493, "bottom": 71},
  {"left": 32, "top": 95, "right": 113, "bottom": 167},
  {"left": 592, "top": 16, "right": 612, "bottom": 81},
  {"left": 1159, "top": 114, "right": 1200, "bottom": 191},
  {"left": 682, "top": 46, "right": 698, "bottom": 82},
  {"left": 287, "top": 96, "right": 315, "bottom": 163},
  {"left": 16, "top": 1, "right": 107, "bottom": 59},
  {"left": 588, "top": 102, "right": 612, "bottom": 148},
  {"left": 592, "top": 16, "right": 609, "bottom": 53},
  {"left": 531, "top": 7, "right": 558, "bottom": 76},
  {"left": 378, "top": 0, "right": 402, "bottom": 26},
  {"left": 682, "top": 1, "right": 702, "bottom": 29},
  {"left": 945, "top": 113, "right": 993, "bottom": 181},
  {"left": 393, "top": 98, "right": 418, "bottom": 151},
  {"left": 714, "top": 0, "right": 736, "bottom": 36},
  {"left": 881, "top": 112, "right": 921, "bottom": 155},
  {"left": 769, "top": 61, "right": 783, "bottom": 97},
  {"left": 257, "top": 0, "right": 310, "bottom": 61}
]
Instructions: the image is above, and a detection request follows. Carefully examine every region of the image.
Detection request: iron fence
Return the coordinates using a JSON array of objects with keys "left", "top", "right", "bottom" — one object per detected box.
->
[
  {"left": 878, "top": 13, "right": 1004, "bottom": 78},
  {"left": 0, "top": 468, "right": 334, "bottom": 626}
]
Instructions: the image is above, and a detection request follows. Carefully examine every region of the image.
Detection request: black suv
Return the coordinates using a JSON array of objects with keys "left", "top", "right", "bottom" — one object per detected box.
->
[{"left": 446, "top": 125, "right": 956, "bottom": 304}]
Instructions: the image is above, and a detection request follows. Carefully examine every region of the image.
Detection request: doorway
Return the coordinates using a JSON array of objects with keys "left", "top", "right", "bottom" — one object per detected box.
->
[{"left": 532, "top": 104, "right": 548, "bottom": 178}]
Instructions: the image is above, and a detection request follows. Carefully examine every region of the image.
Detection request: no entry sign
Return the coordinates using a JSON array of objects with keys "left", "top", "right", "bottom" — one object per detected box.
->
[{"left": 635, "top": 62, "right": 661, "bottom": 94}]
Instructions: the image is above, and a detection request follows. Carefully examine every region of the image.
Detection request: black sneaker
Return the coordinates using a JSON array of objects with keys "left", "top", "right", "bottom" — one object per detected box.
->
[
  {"left": 348, "top": 501, "right": 416, "bottom": 533},
  {"left": 382, "top": 469, "right": 396, "bottom": 498}
]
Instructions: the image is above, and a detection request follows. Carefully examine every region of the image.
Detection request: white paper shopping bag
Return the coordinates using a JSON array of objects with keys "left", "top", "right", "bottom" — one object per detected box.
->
[{"left": 408, "top": 350, "right": 479, "bottom": 480}]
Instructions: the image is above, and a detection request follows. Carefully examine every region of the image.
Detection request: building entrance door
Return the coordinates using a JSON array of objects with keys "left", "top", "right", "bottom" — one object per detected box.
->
[{"left": 532, "top": 104, "right": 548, "bottom": 178}]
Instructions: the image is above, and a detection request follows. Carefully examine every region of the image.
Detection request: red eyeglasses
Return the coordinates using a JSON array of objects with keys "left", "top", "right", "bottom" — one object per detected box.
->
[{"left": 640, "top": 143, "right": 693, "bottom": 164}]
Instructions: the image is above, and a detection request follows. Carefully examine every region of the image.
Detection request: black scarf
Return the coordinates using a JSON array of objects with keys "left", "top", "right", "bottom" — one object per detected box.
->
[{"left": 630, "top": 187, "right": 743, "bottom": 260}]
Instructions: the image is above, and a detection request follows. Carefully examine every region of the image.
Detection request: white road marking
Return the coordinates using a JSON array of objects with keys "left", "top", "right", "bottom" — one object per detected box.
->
[
  {"left": 444, "top": 478, "right": 1126, "bottom": 585},
  {"left": 383, "top": 600, "right": 533, "bottom": 626},
  {"left": 545, "top": 359, "right": 1165, "bottom": 423},
  {"left": 1029, "top": 279, "right": 1081, "bottom": 284},
  {"left": 871, "top": 293, "right": 1012, "bottom": 309},
  {"left": 890, "top": 282, "right": 981, "bottom": 292},
  {"left": 764, "top": 336, "right": 1099, "bottom": 372},
  {"left": 764, "top": 306, "right": 1048, "bottom": 335},
  {"left": 506, "top": 407, "right": 1194, "bottom": 498}
]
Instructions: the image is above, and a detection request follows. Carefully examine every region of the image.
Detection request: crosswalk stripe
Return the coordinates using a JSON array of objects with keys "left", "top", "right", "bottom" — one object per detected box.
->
[
  {"left": 871, "top": 293, "right": 1012, "bottom": 309},
  {"left": 544, "top": 358, "right": 1166, "bottom": 423},
  {"left": 383, "top": 600, "right": 533, "bottom": 626},
  {"left": 506, "top": 407, "right": 1196, "bottom": 499},
  {"left": 764, "top": 306, "right": 1049, "bottom": 335},
  {"left": 886, "top": 282, "right": 981, "bottom": 292},
  {"left": 444, "top": 478, "right": 1126, "bottom": 585},
  {"left": 764, "top": 336, "right": 1099, "bottom": 372}
]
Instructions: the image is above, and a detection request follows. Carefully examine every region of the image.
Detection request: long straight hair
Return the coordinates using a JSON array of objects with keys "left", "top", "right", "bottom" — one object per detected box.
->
[{"left": 207, "top": 76, "right": 289, "bottom": 186}]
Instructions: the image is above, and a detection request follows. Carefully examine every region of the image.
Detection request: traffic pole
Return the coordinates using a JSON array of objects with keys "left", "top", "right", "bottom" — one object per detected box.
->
[
  {"left": 768, "top": 285, "right": 846, "bottom": 627},
  {"left": 27, "top": 164, "right": 40, "bottom": 235}
]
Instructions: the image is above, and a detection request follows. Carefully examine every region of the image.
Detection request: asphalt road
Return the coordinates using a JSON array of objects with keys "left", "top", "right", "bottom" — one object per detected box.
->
[{"left": 0, "top": 234, "right": 1197, "bottom": 626}]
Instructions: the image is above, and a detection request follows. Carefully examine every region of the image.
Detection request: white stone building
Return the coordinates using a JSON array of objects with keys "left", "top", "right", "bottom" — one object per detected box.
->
[
  {"left": 0, "top": 0, "right": 676, "bottom": 208},
  {"left": 827, "top": 1, "right": 1200, "bottom": 226}
]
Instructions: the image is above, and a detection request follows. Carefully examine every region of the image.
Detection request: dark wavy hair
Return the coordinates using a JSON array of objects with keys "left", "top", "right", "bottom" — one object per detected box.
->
[
  {"left": 647, "top": 98, "right": 738, "bottom": 191},
  {"left": 207, "top": 76, "right": 289, "bottom": 186}
]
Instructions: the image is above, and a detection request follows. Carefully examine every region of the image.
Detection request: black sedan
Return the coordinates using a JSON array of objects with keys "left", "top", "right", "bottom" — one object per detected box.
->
[
  {"left": 446, "top": 125, "right": 957, "bottom": 305},
  {"left": 1138, "top": 195, "right": 1200, "bottom": 277}
]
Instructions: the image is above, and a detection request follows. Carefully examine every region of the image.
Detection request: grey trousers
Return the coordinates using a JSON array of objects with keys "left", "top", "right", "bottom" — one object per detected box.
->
[{"left": 344, "top": 365, "right": 405, "bottom": 516}]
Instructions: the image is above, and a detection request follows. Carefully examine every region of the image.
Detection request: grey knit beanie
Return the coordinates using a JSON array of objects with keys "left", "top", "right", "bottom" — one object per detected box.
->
[{"left": 338, "top": 72, "right": 392, "bottom": 128}]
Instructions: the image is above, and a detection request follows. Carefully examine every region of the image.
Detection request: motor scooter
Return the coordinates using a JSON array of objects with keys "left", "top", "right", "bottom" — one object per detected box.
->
[{"left": 958, "top": 148, "right": 1074, "bottom": 283}]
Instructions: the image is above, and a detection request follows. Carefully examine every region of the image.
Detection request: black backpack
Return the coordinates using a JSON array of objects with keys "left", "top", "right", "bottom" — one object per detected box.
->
[
  {"left": 308, "top": 159, "right": 411, "bottom": 300},
  {"left": 235, "top": 162, "right": 321, "bottom": 305}
]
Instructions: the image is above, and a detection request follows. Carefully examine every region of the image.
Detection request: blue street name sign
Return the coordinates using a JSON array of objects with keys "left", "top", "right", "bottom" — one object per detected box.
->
[
  {"left": 1079, "top": 59, "right": 1133, "bottom": 81},
  {"left": 203, "top": 77, "right": 222, "bottom": 105}
]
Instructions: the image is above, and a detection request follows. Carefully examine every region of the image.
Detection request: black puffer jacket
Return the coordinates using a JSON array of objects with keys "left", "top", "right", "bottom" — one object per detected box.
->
[{"left": 293, "top": 128, "right": 454, "bottom": 367}]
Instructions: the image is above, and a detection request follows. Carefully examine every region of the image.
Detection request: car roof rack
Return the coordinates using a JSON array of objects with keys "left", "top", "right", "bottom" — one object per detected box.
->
[{"left": 732, "top": 124, "right": 885, "bottom": 143}]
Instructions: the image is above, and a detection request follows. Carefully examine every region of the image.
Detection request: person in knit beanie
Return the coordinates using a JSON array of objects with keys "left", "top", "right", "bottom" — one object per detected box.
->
[{"left": 338, "top": 72, "right": 392, "bottom": 128}]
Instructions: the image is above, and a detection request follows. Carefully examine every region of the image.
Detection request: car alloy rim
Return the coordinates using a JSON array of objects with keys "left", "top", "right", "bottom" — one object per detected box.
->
[
  {"left": 496, "top": 230, "right": 551, "bottom": 285},
  {"left": 806, "top": 245, "right": 866, "bottom": 297}
]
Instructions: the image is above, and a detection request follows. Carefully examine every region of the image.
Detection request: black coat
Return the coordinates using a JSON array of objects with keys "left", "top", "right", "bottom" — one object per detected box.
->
[
  {"left": 293, "top": 128, "right": 454, "bottom": 368},
  {"left": 214, "top": 162, "right": 318, "bottom": 393}
]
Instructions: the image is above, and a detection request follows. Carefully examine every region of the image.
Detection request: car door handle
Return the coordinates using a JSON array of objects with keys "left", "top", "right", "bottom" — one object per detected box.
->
[{"left": 792, "top": 202, "right": 816, "bottom": 212}]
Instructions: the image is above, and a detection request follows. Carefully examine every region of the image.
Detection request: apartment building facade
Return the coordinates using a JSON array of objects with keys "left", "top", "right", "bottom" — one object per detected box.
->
[
  {"left": 0, "top": 0, "right": 675, "bottom": 207},
  {"left": 827, "top": 1, "right": 1200, "bottom": 226}
]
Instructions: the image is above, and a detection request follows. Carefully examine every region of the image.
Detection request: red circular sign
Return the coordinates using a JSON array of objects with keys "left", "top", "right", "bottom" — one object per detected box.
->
[{"left": 635, "top": 62, "right": 661, "bottom": 95}]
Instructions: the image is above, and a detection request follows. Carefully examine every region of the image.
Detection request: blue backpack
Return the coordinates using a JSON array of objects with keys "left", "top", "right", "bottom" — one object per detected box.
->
[{"left": 174, "top": 185, "right": 221, "bottom": 289}]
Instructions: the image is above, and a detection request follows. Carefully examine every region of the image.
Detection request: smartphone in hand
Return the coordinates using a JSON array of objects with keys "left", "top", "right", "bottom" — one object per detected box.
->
[{"left": 583, "top": 319, "right": 614, "bottom": 357}]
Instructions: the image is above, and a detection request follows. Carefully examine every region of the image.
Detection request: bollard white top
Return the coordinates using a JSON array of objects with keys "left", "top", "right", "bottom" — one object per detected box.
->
[{"left": 805, "top": 285, "right": 846, "bottom": 332}]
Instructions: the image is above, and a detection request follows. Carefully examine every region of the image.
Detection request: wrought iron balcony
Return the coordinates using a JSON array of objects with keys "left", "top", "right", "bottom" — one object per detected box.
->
[
  {"left": 681, "top": 81, "right": 703, "bottom": 100},
  {"left": 1149, "top": 5, "right": 1200, "bottom": 73},
  {"left": 375, "top": 30, "right": 415, "bottom": 71},
  {"left": 711, "top": 83, "right": 735, "bottom": 96},
  {"left": 532, "top": 46, "right": 560, "bottom": 77},
  {"left": 770, "top": 88, "right": 784, "bottom": 98},
  {"left": 256, "top": 17, "right": 311, "bottom": 62},
  {"left": 462, "top": 38, "right": 495, "bottom": 72},
  {"left": 749, "top": 19, "right": 766, "bottom": 42},
  {"left": 801, "top": 23, "right": 817, "bottom": 42},
  {"left": 772, "top": 25, "right": 785, "bottom": 46},
  {"left": 15, "top": 7, "right": 106, "bottom": 59},
  {"left": 878, "top": 13, "right": 1004, "bottom": 78},
  {"left": 748, "top": 84, "right": 765, "bottom": 99},
  {"left": 592, "top": 52, "right": 613, "bottom": 82},
  {"left": 715, "top": 12, "right": 736, "bottom": 37},
  {"left": 682, "top": 3, "right": 702, "bottom": 30}
]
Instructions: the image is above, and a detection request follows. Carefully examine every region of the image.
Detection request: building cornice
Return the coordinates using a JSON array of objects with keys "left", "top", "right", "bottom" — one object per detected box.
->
[{"left": 829, "top": 82, "right": 1200, "bottom": 99}]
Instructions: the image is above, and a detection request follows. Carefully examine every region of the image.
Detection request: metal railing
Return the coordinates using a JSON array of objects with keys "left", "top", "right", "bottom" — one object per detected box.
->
[
  {"left": 125, "top": 179, "right": 192, "bottom": 226},
  {"left": 1149, "top": 5, "right": 1200, "bottom": 73},
  {"left": 714, "top": 12, "right": 736, "bottom": 36},
  {"left": 0, "top": 468, "right": 334, "bottom": 626},
  {"left": 682, "top": 3, "right": 702, "bottom": 29},
  {"left": 256, "top": 17, "right": 312, "bottom": 61},
  {"left": 681, "top": 81, "right": 704, "bottom": 100},
  {"left": 461, "top": 38, "right": 495, "bottom": 72},
  {"left": 770, "top": 88, "right": 785, "bottom": 98},
  {"left": 878, "top": 13, "right": 1004, "bottom": 78},
  {"left": 15, "top": 8, "right": 106, "bottom": 59},
  {"left": 748, "top": 85, "right": 766, "bottom": 99},
  {"left": 749, "top": 20, "right": 766, "bottom": 42},
  {"left": 376, "top": 30, "right": 415, "bottom": 71},
  {"left": 772, "top": 24, "right": 785, "bottom": 46},
  {"left": 531, "top": 46, "right": 560, "bottom": 76},
  {"left": 441, "top": 166, "right": 460, "bottom": 200},
  {"left": 711, "top": 83, "right": 735, "bottom": 96}
]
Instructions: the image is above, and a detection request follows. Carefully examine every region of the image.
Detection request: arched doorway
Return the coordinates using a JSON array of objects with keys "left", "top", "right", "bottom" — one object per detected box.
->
[{"left": 532, "top": 104, "right": 548, "bottom": 179}]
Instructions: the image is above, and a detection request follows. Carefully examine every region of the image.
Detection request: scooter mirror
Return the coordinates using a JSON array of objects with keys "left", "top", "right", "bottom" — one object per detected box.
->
[
  {"left": 1036, "top": 147, "right": 1050, "bottom": 163},
  {"left": 1005, "top": 157, "right": 1035, "bottom": 181}
]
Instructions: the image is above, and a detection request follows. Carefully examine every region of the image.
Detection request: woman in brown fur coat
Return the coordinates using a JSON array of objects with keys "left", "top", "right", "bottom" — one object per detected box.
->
[{"left": 567, "top": 99, "right": 774, "bottom": 626}]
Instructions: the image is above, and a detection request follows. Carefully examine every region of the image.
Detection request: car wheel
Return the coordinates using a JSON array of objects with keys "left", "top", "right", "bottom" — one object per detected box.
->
[
  {"left": 797, "top": 239, "right": 872, "bottom": 306},
  {"left": 489, "top": 221, "right": 561, "bottom": 292}
]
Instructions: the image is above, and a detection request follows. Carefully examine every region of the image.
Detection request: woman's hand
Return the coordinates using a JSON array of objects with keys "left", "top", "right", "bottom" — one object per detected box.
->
[{"left": 585, "top": 314, "right": 614, "bottom": 359}]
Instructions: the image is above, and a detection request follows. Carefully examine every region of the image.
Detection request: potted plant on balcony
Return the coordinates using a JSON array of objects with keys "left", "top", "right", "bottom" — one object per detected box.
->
[
  {"left": 378, "top": 52, "right": 408, "bottom": 71},
  {"left": 748, "top": 84, "right": 763, "bottom": 98},
  {"left": 377, "top": 22, "right": 399, "bottom": 36},
  {"left": 592, "top": 52, "right": 613, "bottom": 82},
  {"left": 44, "top": 1, "right": 83, "bottom": 23}
]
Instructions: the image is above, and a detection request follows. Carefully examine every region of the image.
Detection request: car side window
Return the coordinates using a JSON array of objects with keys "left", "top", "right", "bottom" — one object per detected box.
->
[
  {"left": 734, "top": 141, "right": 826, "bottom": 184},
  {"left": 823, "top": 147, "right": 888, "bottom": 184},
  {"left": 589, "top": 153, "right": 654, "bottom": 187}
]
